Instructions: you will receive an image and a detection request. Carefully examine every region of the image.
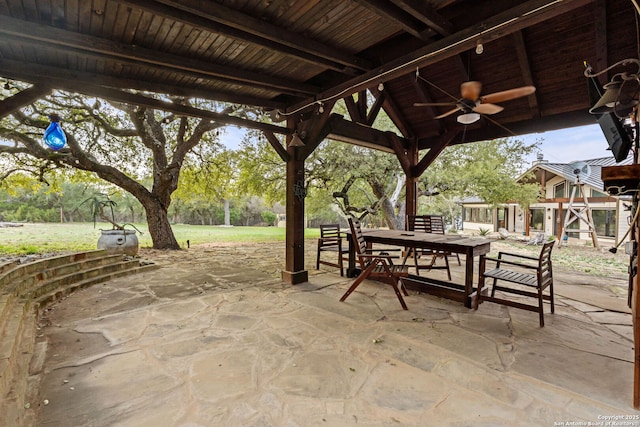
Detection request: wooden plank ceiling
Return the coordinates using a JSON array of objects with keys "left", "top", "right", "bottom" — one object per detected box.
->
[{"left": 0, "top": 0, "right": 637, "bottom": 152}]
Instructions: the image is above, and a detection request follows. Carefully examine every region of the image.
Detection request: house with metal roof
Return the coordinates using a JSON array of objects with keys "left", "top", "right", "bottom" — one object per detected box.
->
[{"left": 461, "top": 154, "right": 633, "bottom": 246}]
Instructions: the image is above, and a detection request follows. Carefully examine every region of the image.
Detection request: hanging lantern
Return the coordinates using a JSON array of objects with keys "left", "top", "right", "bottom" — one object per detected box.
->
[{"left": 43, "top": 114, "right": 67, "bottom": 150}]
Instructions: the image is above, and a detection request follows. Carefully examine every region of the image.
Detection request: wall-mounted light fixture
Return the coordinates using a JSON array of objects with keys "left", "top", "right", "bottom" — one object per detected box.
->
[
  {"left": 585, "top": 59, "right": 640, "bottom": 118},
  {"left": 288, "top": 132, "right": 305, "bottom": 147}
]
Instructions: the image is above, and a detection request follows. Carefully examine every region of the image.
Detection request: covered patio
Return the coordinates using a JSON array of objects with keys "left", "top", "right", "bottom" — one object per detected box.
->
[
  {"left": 1, "top": 0, "right": 640, "bottom": 416},
  {"left": 31, "top": 240, "right": 636, "bottom": 425}
]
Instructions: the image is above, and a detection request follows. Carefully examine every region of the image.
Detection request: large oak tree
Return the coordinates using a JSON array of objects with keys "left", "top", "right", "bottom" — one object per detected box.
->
[{"left": 0, "top": 87, "right": 235, "bottom": 249}]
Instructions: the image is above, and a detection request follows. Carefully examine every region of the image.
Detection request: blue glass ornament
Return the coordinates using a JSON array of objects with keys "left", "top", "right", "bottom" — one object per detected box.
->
[{"left": 43, "top": 115, "right": 67, "bottom": 150}]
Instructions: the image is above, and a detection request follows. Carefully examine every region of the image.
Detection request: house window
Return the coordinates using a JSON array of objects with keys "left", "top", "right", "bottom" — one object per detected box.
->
[
  {"left": 463, "top": 207, "right": 492, "bottom": 224},
  {"left": 530, "top": 208, "right": 545, "bottom": 231},
  {"left": 592, "top": 209, "right": 616, "bottom": 238},
  {"left": 554, "top": 182, "right": 565, "bottom": 198},
  {"left": 568, "top": 183, "right": 582, "bottom": 198},
  {"left": 591, "top": 189, "right": 608, "bottom": 198}
]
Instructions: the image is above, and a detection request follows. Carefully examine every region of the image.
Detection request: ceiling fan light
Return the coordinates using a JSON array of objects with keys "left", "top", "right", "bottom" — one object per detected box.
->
[{"left": 457, "top": 112, "right": 480, "bottom": 124}]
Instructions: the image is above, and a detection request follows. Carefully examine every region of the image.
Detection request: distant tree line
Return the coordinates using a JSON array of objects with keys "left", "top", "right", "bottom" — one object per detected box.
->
[{"left": 0, "top": 181, "right": 284, "bottom": 227}]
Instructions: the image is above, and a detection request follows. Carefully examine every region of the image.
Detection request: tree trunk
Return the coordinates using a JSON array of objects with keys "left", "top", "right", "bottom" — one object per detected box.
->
[
  {"left": 142, "top": 197, "right": 180, "bottom": 249},
  {"left": 223, "top": 199, "right": 230, "bottom": 226},
  {"left": 369, "top": 174, "right": 406, "bottom": 230}
]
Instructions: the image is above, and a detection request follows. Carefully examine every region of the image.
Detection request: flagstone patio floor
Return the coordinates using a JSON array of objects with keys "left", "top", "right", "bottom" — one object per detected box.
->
[{"left": 30, "top": 241, "right": 640, "bottom": 426}]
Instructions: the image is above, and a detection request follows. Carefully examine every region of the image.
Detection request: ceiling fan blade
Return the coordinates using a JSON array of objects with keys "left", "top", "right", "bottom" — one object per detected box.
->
[
  {"left": 435, "top": 107, "right": 462, "bottom": 119},
  {"left": 460, "top": 81, "right": 482, "bottom": 100},
  {"left": 414, "top": 102, "right": 457, "bottom": 107},
  {"left": 481, "top": 86, "right": 536, "bottom": 104},
  {"left": 473, "top": 103, "right": 504, "bottom": 115}
]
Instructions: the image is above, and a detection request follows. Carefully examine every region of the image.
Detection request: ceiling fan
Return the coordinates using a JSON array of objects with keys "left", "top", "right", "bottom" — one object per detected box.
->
[{"left": 414, "top": 81, "right": 536, "bottom": 124}]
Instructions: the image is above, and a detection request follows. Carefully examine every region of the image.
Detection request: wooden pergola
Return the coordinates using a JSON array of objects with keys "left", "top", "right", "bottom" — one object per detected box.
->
[{"left": 1, "top": 0, "right": 639, "bottom": 406}]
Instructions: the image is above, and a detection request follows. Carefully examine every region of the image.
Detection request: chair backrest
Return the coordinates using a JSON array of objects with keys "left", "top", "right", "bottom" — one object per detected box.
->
[
  {"left": 538, "top": 240, "right": 555, "bottom": 286},
  {"left": 429, "top": 215, "right": 446, "bottom": 235},
  {"left": 348, "top": 218, "right": 369, "bottom": 269},
  {"left": 319, "top": 223, "right": 341, "bottom": 244},
  {"left": 407, "top": 215, "right": 445, "bottom": 234}
]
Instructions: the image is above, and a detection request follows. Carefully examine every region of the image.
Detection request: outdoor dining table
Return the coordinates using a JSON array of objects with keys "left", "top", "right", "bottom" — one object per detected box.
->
[{"left": 344, "top": 228, "right": 492, "bottom": 308}]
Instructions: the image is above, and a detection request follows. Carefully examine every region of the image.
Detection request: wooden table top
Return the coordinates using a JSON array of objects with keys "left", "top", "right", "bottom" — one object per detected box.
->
[{"left": 346, "top": 229, "right": 491, "bottom": 254}]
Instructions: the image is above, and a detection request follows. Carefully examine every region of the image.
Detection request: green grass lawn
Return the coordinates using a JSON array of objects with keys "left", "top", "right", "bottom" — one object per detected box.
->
[
  {"left": 0, "top": 222, "right": 321, "bottom": 255},
  {"left": 0, "top": 222, "right": 629, "bottom": 278}
]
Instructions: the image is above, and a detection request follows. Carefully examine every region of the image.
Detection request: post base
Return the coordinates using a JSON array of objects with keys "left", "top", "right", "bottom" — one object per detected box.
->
[{"left": 282, "top": 270, "right": 308, "bottom": 284}]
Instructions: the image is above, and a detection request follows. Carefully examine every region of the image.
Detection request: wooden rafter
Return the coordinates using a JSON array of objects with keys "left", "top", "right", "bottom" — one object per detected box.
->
[
  {"left": 366, "top": 91, "right": 386, "bottom": 126},
  {"left": 344, "top": 96, "right": 364, "bottom": 123},
  {"left": 140, "top": 0, "right": 372, "bottom": 73},
  {"left": 390, "top": 0, "right": 453, "bottom": 35},
  {"left": 593, "top": 0, "right": 609, "bottom": 85},
  {"left": 44, "top": 82, "right": 292, "bottom": 136},
  {"left": 411, "top": 75, "right": 447, "bottom": 134},
  {"left": 351, "top": 0, "right": 433, "bottom": 40},
  {"left": 0, "top": 15, "right": 317, "bottom": 98},
  {"left": 298, "top": 100, "right": 337, "bottom": 159},
  {"left": 420, "top": 110, "right": 593, "bottom": 149},
  {"left": 388, "top": 132, "right": 412, "bottom": 175},
  {"left": 415, "top": 130, "right": 459, "bottom": 176},
  {"left": 263, "top": 132, "right": 290, "bottom": 162},
  {"left": 326, "top": 114, "right": 410, "bottom": 153},
  {"left": 512, "top": 31, "right": 540, "bottom": 116},
  {"left": 0, "top": 59, "right": 285, "bottom": 110},
  {"left": 371, "top": 86, "right": 415, "bottom": 140},
  {"left": 287, "top": 0, "right": 592, "bottom": 114}
]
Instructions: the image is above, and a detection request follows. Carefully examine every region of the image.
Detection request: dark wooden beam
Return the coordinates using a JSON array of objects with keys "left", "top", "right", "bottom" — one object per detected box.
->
[
  {"left": 593, "top": 0, "right": 608, "bottom": 85},
  {"left": 388, "top": 132, "right": 412, "bottom": 175},
  {"left": 298, "top": 101, "right": 337, "bottom": 159},
  {"left": 326, "top": 114, "right": 410, "bottom": 153},
  {"left": 143, "top": 0, "right": 372, "bottom": 73},
  {"left": 0, "top": 59, "right": 286, "bottom": 110},
  {"left": 0, "top": 15, "right": 317, "bottom": 98},
  {"left": 288, "top": 0, "right": 591, "bottom": 114},
  {"left": 366, "top": 91, "right": 386, "bottom": 126},
  {"left": 263, "top": 131, "right": 290, "bottom": 162},
  {"left": 512, "top": 31, "right": 540, "bottom": 116},
  {"left": 0, "top": 85, "right": 51, "bottom": 119},
  {"left": 344, "top": 96, "right": 364, "bottom": 123},
  {"left": 353, "top": 0, "right": 431, "bottom": 40},
  {"left": 420, "top": 110, "right": 595, "bottom": 148},
  {"left": 390, "top": 0, "right": 453, "bottom": 35},
  {"left": 371, "top": 86, "right": 415, "bottom": 139},
  {"left": 357, "top": 91, "right": 368, "bottom": 122},
  {"left": 53, "top": 82, "right": 293, "bottom": 136},
  {"left": 415, "top": 130, "right": 458, "bottom": 176},
  {"left": 412, "top": 72, "right": 448, "bottom": 135}
]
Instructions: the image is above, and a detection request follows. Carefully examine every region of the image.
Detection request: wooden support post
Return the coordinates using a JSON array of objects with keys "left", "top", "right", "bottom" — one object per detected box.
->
[
  {"left": 557, "top": 201, "right": 563, "bottom": 241},
  {"left": 633, "top": 163, "right": 640, "bottom": 408},
  {"left": 281, "top": 145, "right": 308, "bottom": 284}
]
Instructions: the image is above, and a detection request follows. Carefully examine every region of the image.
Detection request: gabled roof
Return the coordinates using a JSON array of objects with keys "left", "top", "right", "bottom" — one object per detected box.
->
[
  {"left": 461, "top": 154, "right": 633, "bottom": 205},
  {"left": 522, "top": 154, "right": 634, "bottom": 192}
]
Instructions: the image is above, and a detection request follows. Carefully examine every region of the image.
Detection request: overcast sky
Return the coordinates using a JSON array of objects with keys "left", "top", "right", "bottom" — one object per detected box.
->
[{"left": 519, "top": 123, "right": 615, "bottom": 165}]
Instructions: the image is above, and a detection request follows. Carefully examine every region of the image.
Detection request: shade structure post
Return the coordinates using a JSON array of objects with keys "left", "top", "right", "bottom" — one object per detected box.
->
[{"left": 281, "top": 132, "right": 308, "bottom": 285}]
